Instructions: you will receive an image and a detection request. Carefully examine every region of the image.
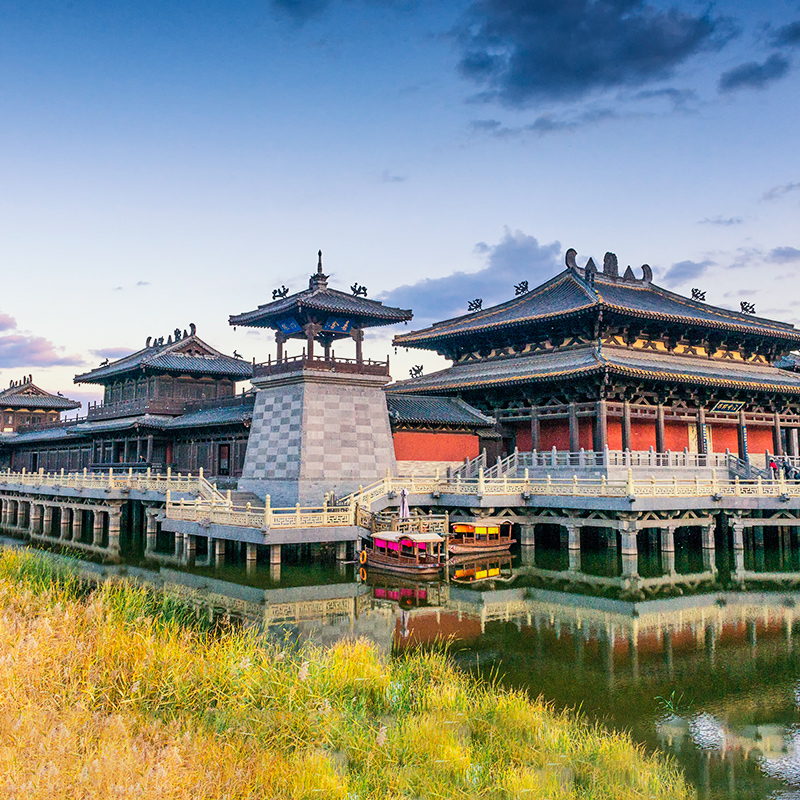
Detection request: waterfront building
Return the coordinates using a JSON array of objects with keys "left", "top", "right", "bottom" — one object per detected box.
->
[
  {"left": 0, "top": 376, "right": 80, "bottom": 433},
  {"left": 392, "top": 248, "right": 800, "bottom": 462},
  {"left": 0, "top": 327, "right": 253, "bottom": 475}
]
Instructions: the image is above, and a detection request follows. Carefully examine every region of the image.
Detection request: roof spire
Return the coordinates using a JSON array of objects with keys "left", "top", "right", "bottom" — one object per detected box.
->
[{"left": 309, "top": 249, "right": 328, "bottom": 290}]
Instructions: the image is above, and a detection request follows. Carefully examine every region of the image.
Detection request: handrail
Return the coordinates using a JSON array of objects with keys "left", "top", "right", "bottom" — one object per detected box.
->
[{"left": 0, "top": 467, "right": 225, "bottom": 502}]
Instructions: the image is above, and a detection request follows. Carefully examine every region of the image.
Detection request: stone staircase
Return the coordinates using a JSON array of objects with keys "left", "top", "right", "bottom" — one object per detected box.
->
[{"left": 228, "top": 490, "right": 264, "bottom": 508}]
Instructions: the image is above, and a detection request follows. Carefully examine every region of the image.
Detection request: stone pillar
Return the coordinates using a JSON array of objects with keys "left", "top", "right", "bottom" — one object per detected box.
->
[
  {"left": 246, "top": 543, "right": 257, "bottom": 573},
  {"left": 700, "top": 523, "right": 715, "bottom": 550},
  {"left": 72, "top": 508, "right": 82, "bottom": 543},
  {"left": 42, "top": 506, "right": 53, "bottom": 537},
  {"left": 568, "top": 547, "right": 581, "bottom": 573},
  {"left": 145, "top": 512, "right": 157, "bottom": 555},
  {"left": 655, "top": 403, "right": 665, "bottom": 453},
  {"left": 0, "top": 499, "right": 7, "bottom": 528},
  {"left": 31, "top": 504, "right": 42, "bottom": 536},
  {"left": 730, "top": 517, "right": 745, "bottom": 551},
  {"left": 107, "top": 508, "right": 122, "bottom": 561},
  {"left": 93, "top": 510, "right": 104, "bottom": 546},
  {"left": 622, "top": 399, "right": 632, "bottom": 452},
  {"left": 214, "top": 539, "right": 225, "bottom": 568},
  {"left": 335, "top": 541, "right": 347, "bottom": 561},
  {"left": 173, "top": 531, "right": 183, "bottom": 561},
  {"left": 519, "top": 523, "right": 535, "bottom": 553},
  {"left": 270, "top": 543, "right": 282, "bottom": 565},
  {"left": 60, "top": 507, "right": 71, "bottom": 540},
  {"left": 568, "top": 402, "right": 579, "bottom": 452},
  {"left": 660, "top": 527, "right": 675, "bottom": 552},
  {"left": 619, "top": 520, "right": 638, "bottom": 577},
  {"left": 184, "top": 534, "right": 196, "bottom": 566}
]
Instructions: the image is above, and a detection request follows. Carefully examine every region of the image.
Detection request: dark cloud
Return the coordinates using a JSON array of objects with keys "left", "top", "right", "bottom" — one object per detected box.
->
[
  {"left": 661, "top": 259, "right": 715, "bottom": 287},
  {"left": 380, "top": 170, "right": 407, "bottom": 183},
  {"left": 718, "top": 53, "right": 790, "bottom": 93},
  {"left": 763, "top": 182, "right": 800, "bottom": 201},
  {"left": 771, "top": 20, "right": 800, "bottom": 48},
  {"left": 698, "top": 216, "right": 742, "bottom": 226},
  {"left": 90, "top": 347, "right": 134, "bottom": 360},
  {"left": 768, "top": 246, "right": 800, "bottom": 263},
  {"left": 470, "top": 107, "right": 617, "bottom": 138},
  {"left": 0, "top": 334, "right": 84, "bottom": 368},
  {"left": 0, "top": 313, "right": 16, "bottom": 332},
  {"left": 379, "top": 229, "right": 562, "bottom": 327},
  {"left": 271, "top": 0, "right": 330, "bottom": 23},
  {"left": 627, "top": 86, "right": 699, "bottom": 113},
  {"left": 455, "top": 0, "right": 730, "bottom": 107}
]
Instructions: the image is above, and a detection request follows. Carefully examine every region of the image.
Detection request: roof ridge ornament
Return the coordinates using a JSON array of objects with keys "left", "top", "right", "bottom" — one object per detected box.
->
[
  {"left": 309, "top": 249, "right": 329, "bottom": 290},
  {"left": 603, "top": 252, "right": 619, "bottom": 278},
  {"left": 565, "top": 248, "right": 580, "bottom": 272},
  {"left": 623, "top": 265, "right": 636, "bottom": 282},
  {"left": 641, "top": 264, "right": 653, "bottom": 283}
]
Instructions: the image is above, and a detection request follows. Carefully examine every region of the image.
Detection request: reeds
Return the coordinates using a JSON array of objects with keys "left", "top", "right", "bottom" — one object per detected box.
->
[{"left": 0, "top": 550, "right": 691, "bottom": 798}]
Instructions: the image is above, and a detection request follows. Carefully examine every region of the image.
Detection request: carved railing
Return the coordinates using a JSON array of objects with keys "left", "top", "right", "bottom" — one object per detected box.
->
[
  {"left": 0, "top": 467, "right": 223, "bottom": 501},
  {"left": 253, "top": 354, "right": 389, "bottom": 379}
]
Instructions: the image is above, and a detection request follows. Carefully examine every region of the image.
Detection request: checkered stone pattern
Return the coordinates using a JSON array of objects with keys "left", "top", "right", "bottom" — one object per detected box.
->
[
  {"left": 300, "top": 382, "right": 395, "bottom": 483},
  {"left": 241, "top": 384, "right": 305, "bottom": 481}
]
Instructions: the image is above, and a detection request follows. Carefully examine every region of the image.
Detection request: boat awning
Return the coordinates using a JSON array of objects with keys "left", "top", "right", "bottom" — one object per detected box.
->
[
  {"left": 453, "top": 518, "right": 512, "bottom": 527},
  {"left": 374, "top": 531, "right": 445, "bottom": 543}
]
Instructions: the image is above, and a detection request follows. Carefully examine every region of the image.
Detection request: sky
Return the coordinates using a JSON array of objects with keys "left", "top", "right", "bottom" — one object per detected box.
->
[{"left": 0, "top": 0, "right": 798, "bottom": 409}]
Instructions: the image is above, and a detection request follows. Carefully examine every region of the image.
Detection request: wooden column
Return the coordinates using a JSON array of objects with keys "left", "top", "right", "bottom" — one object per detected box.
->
[
  {"left": 353, "top": 328, "right": 364, "bottom": 364},
  {"left": 738, "top": 410, "right": 748, "bottom": 460},
  {"left": 135, "top": 438, "right": 142, "bottom": 462},
  {"left": 146, "top": 436, "right": 153, "bottom": 464},
  {"left": 530, "top": 407, "right": 540, "bottom": 452},
  {"left": 655, "top": 403, "right": 665, "bottom": 453},
  {"left": 568, "top": 402, "right": 579, "bottom": 452},
  {"left": 696, "top": 405, "right": 707, "bottom": 455},
  {"left": 275, "top": 331, "right": 285, "bottom": 362},
  {"left": 622, "top": 400, "right": 632, "bottom": 451},
  {"left": 774, "top": 411, "right": 784, "bottom": 456},
  {"left": 594, "top": 399, "right": 608, "bottom": 452}
]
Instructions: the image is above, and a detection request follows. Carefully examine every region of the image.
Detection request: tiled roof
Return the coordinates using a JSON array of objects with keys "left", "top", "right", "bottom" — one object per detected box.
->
[
  {"left": 385, "top": 394, "right": 495, "bottom": 428},
  {"left": 389, "top": 345, "right": 800, "bottom": 395},
  {"left": 394, "top": 266, "right": 800, "bottom": 349},
  {"left": 75, "top": 334, "right": 253, "bottom": 383},
  {"left": 165, "top": 400, "right": 254, "bottom": 430},
  {"left": 0, "top": 380, "right": 81, "bottom": 410},
  {"left": 230, "top": 276, "right": 412, "bottom": 329}
]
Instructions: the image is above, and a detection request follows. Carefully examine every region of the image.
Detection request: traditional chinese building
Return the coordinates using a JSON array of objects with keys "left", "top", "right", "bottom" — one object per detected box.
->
[
  {"left": 1, "top": 328, "right": 254, "bottom": 475},
  {"left": 391, "top": 248, "right": 800, "bottom": 461},
  {"left": 229, "top": 252, "right": 414, "bottom": 503},
  {"left": 0, "top": 376, "right": 80, "bottom": 433}
]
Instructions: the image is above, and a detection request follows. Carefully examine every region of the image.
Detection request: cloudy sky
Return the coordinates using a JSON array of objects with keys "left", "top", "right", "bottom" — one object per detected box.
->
[{"left": 0, "top": 0, "right": 798, "bottom": 407}]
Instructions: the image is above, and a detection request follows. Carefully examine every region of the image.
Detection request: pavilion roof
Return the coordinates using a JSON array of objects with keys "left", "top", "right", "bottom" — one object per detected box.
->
[
  {"left": 389, "top": 344, "right": 800, "bottom": 396},
  {"left": 385, "top": 394, "right": 495, "bottom": 428},
  {"left": 394, "top": 253, "right": 800, "bottom": 350},
  {"left": 0, "top": 378, "right": 81, "bottom": 411},
  {"left": 74, "top": 330, "right": 252, "bottom": 384},
  {"left": 229, "top": 254, "right": 412, "bottom": 330}
]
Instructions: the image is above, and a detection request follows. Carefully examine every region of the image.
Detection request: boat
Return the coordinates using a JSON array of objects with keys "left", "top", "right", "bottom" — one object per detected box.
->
[
  {"left": 449, "top": 553, "right": 514, "bottom": 585},
  {"left": 449, "top": 517, "right": 515, "bottom": 555},
  {"left": 362, "top": 524, "right": 448, "bottom": 577}
]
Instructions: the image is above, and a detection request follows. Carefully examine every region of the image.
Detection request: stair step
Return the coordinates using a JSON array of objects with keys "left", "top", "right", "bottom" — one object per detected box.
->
[{"left": 228, "top": 491, "right": 263, "bottom": 507}]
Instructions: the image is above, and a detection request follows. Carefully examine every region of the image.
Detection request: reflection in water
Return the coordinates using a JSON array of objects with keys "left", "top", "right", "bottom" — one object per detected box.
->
[{"left": 19, "top": 529, "right": 800, "bottom": 799}]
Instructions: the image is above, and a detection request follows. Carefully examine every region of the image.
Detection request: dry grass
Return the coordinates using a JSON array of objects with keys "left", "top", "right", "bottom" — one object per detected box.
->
[{"left": 0, "top": 550, "right": 692, "bottom": 799}]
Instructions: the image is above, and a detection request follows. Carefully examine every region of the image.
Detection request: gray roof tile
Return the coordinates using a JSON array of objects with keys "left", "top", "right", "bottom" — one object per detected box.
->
[{"left": 385, "top": 394, "right": 495, "bottom": 427}]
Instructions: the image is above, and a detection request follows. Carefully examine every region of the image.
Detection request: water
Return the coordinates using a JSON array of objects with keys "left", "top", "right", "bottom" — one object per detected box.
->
[{"left": 8, "top": 530, "right": 800, "bottom": 798}]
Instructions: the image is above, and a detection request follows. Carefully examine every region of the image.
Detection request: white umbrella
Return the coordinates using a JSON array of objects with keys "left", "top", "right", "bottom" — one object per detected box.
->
[{"left": 399, "top": 487, "right": 410, "bottom": 520}]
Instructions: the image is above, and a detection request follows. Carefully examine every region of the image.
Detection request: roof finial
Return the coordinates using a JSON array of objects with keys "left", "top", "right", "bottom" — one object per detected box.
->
[{"left": 318, "top": 250, "right": 323, "bottom": 274}]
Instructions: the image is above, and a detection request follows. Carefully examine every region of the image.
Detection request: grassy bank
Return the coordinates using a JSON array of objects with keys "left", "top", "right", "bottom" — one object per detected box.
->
[{"left": 0, "top": 550, "right": 691, "bottom": 799}]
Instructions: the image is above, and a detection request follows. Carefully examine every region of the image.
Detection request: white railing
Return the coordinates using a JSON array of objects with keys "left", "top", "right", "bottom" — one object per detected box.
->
[
  {"left": 0, "top": 467, "right": 224, "bottom": 502},
  {"left": 343, "top": 468, "right": 800, "bottom": 509},
  {"left": 450, "top": 451, "right": 487, "bottom": 480}
]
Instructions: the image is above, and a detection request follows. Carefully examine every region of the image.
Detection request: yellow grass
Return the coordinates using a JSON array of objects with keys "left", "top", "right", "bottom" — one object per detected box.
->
[{"left": 0, "top": 550, "right": 692, "bottom": 799}]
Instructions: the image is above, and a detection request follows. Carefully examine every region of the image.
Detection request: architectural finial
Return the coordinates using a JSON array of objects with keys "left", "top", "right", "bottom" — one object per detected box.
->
[
  {"left": 318, "top": 250, "right": 323, "bottom": 274},
  {"left": 565, "top": 248, "right": 579, "bottom": 272}
]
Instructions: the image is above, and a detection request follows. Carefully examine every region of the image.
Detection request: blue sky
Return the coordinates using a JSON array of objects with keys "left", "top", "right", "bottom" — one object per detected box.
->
[{"left": 0, "top": 0, "right": 798, "bottom": 407}]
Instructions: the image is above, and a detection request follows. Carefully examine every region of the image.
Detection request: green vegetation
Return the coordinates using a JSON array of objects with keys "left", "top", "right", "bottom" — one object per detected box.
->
[{"left": 0, "top": 550, "right": 691, "bottom": 798}]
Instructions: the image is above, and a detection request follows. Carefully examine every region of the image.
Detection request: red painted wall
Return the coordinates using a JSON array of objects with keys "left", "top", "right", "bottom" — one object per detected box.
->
[
  {"left": 540, "top": 419, "right": 570, "bottom": 451},
  {"left": 747, "top": 426, "right": 774, "bottom": 455},
  {"left": 607, "top": 419, "right": 623, "bottom": 450},
  {"left": 579, "top": 419, "right": 593, "bottom": 450},
  {"left": 393, "top": 431, "right": 480, "bottom": 461},
  {"left": 664, "top": 421, "right": 689, "bottom": 451},
  {"left": 630, "top": 419, "right": 655, "bottom": 450},
  {"left": 711, "top": 424, "right": 738, "bottom": 454},
  {"left": 515, "top": 424, "right": 532, "bottom": 452}
]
